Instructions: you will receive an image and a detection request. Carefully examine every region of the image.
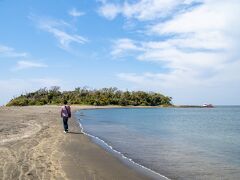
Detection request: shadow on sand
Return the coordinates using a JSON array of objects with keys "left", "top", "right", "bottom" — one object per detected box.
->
[{"left": 67, "top": 131, "right": 83, "bottom": 135}]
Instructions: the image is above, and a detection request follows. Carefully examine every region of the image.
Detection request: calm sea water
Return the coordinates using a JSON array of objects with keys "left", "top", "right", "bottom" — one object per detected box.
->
[{"left": 76, "top": 107, "right": 240, "bottom": 180}]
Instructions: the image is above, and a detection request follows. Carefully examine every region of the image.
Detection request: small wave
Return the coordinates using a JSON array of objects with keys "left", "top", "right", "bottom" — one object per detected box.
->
[{"left": 76, "top": 115, "right": 170, "bottom": 180}]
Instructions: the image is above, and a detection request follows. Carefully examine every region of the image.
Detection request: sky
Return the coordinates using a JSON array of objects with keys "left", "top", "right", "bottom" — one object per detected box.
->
[{"left": 0, "top": 0, "right": 240, "bottom": 105}]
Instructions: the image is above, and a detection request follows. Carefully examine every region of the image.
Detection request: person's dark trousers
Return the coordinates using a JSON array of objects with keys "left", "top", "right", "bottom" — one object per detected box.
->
[{"left": 63, "top": 117, "right": 68, "bottom": 131}]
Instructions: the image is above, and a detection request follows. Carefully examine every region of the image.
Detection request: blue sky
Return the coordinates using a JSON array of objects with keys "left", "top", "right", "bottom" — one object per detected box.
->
[{"left": 0, "top": 0, "right": 240, "bottom": 105}]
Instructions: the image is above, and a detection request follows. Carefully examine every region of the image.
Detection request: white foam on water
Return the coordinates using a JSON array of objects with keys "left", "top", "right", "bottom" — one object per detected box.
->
[{"left": 76, "top": 115, "right": 170, "bottom": 180}]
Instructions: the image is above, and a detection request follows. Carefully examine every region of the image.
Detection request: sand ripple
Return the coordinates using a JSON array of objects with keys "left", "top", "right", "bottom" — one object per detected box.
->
[
  {"left": 0, "top": 106, "right": 67, "bottom": 180},
  {"left": 0, "top": 121, "right": 41, "bottom": 145}
]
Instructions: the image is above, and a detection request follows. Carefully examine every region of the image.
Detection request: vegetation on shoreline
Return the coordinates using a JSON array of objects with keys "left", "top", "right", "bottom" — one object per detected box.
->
[{"left": 7, "top": 86, "right": 172, "bottom": 106}]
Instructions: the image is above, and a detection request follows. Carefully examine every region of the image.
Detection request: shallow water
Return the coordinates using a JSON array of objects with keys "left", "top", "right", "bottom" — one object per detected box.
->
[{"left": 76, "top": 107, "right": 240, "bottom": 180}]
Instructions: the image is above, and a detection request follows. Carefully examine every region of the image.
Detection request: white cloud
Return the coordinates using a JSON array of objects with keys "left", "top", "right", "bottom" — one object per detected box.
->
[
  {"left": 98, "top": 0, "right": 198, "bottom": 21},
  {"left": 12, "top": 60, "right": 48, "bottom": 71},
  {"left": 117, "top": 70, "right": 200, "bottom": 90},
  {"left": 107, "top": 0, "right": 240, "bottom": 104},
  {"left": 117, "top": 61, "right": 240, "bottom": 105},
  {"left": 0, "top": 44, "right": 49, "bottom": 71},
  {"left": 0, "top": 44, "right": 28, "bottom": 58},
  {"left": 98, "top": 3, "right": 121, "bottom": 20},
  {"left": 151, "top": 1, "right": 238, "bottom": 34},
  {"left": 111, "top": 38, "right": 143, "bottom": 57},
  {"left": 69, "top": 8, "right": 85, "bottom": 17},
  {"left": 30, "top": 15, "right": 88, "bottom": 50},
  {"left": 142, "top": 0, "right": 239, "bottom": 71}
]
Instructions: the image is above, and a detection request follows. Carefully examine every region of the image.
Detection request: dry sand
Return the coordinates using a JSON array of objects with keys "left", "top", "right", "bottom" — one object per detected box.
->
[{"left": 0, "top": 105, "right": 153, "bottom": 180}]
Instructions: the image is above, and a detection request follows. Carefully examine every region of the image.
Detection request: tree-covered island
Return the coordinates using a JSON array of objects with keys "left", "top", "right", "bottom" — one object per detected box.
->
[{"left": 7, "top": 86, "right": 172, "bottom": 106}]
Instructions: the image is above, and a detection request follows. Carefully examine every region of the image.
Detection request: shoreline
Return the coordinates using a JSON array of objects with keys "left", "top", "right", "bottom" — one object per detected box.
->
[
  {"left": 0, "top": 105, "right": 164, "bottom": 180},
  {"left": 75, "top": 109, "right": 169, "bottom": 180}
]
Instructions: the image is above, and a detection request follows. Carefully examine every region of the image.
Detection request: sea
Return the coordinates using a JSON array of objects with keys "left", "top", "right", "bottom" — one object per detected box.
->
[{"left": 75, "top": 106, "right": 240, "bottom": 180}]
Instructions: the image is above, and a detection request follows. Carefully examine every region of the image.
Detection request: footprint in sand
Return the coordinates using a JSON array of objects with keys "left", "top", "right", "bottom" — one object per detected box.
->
[{"left": 0, "top": 121, "right": 42, "bottom": 145}]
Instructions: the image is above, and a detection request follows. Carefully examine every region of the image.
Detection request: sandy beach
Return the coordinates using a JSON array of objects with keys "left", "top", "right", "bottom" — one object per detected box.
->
[{"left": 0, "top": 105, "right": 153, "bottom": 180}]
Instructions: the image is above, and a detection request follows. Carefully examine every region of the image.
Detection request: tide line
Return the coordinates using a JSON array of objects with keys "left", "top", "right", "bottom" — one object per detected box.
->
[{"left": 77, "top": 116, "right": 170, "bottom": 180}]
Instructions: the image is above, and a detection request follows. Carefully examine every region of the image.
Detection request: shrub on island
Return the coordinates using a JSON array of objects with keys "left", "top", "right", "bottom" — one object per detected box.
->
[{"left": 7, "top": 86, "right": 172, "bottom": 106}]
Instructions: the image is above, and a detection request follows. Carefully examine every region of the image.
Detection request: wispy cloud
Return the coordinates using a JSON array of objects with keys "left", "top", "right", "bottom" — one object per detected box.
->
[
  {"left": 98, "top": 3, "right": 121, "bottom": 20},
  {"left": 30, "top": 15, "right": 88, "bottom": 50},
  {"left": 102, "top": 0, "right": 240, "bottom": 104},
  {"left": 111, "top": 38, "right": 143, "bottom": 57},
  {"left": 0, "top": 44, "right": 28, "bottom": 58},
  {"left": 103, "top": 0, "right": 240, "bottom": 71},
  {"left": 98, "top": 0, "right": 198, "bottom": 21},
  {"left": 12, "top": 60, "right": 48, "bottom": 71},
  {"left": 0, "top": 44, "right": 49, "bottom": 72},
  {"left": 117, "top": 58, "right": 240, "bottom": 104},
  {"left": 68, "top": 8, "right": 85, "bottom": 17}
]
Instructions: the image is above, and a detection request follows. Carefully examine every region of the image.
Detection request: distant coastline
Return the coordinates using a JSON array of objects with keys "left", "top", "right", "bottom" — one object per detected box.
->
[{"left": 174, "top": 105, "right": 214, "bottom": 108}]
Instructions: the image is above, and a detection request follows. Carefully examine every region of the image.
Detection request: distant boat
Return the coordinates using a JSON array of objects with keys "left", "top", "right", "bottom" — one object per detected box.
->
[{"left": 202, "top": 104, "right": 214, "bottom": 108}]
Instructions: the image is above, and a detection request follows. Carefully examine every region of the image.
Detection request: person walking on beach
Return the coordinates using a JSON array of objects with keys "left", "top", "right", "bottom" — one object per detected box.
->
[{"left": 61, "top": 100, "right": 71, "bottom": 133}]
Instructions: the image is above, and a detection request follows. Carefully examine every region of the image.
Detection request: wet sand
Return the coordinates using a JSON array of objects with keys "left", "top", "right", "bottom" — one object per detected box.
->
[{"left": 0, "top": 105, "right": 152, "bottom": 180}]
